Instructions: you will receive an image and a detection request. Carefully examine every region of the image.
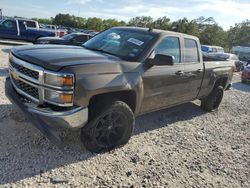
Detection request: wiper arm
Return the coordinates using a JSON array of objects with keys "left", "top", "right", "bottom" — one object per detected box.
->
[{"left": 85, "top": 47, "right": 116, "bottom": 56}]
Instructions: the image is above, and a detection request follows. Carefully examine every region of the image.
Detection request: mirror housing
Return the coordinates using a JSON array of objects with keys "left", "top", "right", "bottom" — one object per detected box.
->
[
  {"left": 23, "top": 21, "right": 28, "bottom": 29},
  {"left": 150, "top": 54, "right": 174, "bottom": 66}
]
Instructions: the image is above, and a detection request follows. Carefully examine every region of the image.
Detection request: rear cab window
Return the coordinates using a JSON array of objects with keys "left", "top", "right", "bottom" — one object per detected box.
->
[
  {"left": 26, "top": 21, "right": 36, "bottom": 28},
  {"left": 184, "top": 38, "right": 200, "bottom": 63}
]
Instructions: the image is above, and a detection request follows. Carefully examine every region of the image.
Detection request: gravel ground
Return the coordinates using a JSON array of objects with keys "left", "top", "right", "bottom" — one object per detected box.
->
[{"left": 0, "top": 44, "right": 249, "bottom": 188}]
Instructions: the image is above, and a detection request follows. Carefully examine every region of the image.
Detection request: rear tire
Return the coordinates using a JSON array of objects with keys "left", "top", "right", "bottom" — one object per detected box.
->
[
  {"left": 81, "top": 101, "right": 134, "bottom": 153},
  {"left": 201, "top": 86, "right": 224, "bottom": 112}
]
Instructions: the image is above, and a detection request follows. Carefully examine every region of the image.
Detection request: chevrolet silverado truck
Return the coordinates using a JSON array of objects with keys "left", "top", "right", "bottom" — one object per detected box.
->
[
  {"left": 0, "top": 18, "right": 57, "bottom": 42},
  {"left": 5, "top": 27, "right": 234, "bottom": 153}
]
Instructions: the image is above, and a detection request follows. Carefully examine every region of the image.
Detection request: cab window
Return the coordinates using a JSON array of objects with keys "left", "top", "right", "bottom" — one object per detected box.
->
[
  {"left": 155, "top": 37, "right": 181, "bottom": 63},
  {"left": 26, "top": 21, "right": 36, "bottom": 28},
  {"left": 3, "top": 20, "right": 17, "bottom": 29},
  {"left": 184, "top": 38, "right": 199, "bottom": 63}
]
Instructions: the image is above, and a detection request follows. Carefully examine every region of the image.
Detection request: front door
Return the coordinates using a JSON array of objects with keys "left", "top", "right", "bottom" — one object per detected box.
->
[
  {"left": 140, "top": 36, "right": 188, "bottom": 113},
  {"left": 0, "top": 20, "right": 18, "bottom": 39}
]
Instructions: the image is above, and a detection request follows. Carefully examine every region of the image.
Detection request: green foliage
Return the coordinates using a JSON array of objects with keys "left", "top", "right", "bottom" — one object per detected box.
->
[
  {"left": 153, "top": 16, "right": 171, "bottom": 30},
  {"left": 227, "top": 20, "right": 250, "bottom": 48},
  {"left": 31, "top": 14, "right": 250, "bottom": 49},
  {"left": 128, "top": 16, "right": 154, "bottom": 28},
  {"left": 32, "top": 18, "right": 53, "bottom": 24}
]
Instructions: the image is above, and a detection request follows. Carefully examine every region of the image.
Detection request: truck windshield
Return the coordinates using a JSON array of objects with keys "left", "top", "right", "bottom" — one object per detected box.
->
[
  {"left": 63, "top": 33, "right": 77, "bottom": 40},
  {"left": 83, "top": 29, "right": 156, "bottom": 61}
]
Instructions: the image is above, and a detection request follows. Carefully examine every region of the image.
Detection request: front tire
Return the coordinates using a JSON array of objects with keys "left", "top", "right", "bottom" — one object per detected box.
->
[
  {"left": 201, "top": 86, "right": 224, "bottom": 112},
  {"left": 81, "top": 101, "right": 134, "bottom": 153}
]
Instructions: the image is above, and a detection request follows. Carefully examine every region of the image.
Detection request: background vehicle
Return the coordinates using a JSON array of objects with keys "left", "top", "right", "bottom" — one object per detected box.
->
[
  {"left": 231, "top": 46, "right": 250, "bottom": 61},
  {"left": 242, "top": 65, "right": 250, "bottom": 83},
  {"left": 0, "top": 18, "right": 58, "bottom": 42},
  {"left": 201, "top": 45, "right": 224, "bottom": 54},
  {"left": 41, "top": 24, "right": 67, "bottom": 37},
  {"left": 205, "top": 52, "right": 241, "bottom": 71},
  {"left": 5, "top": 27, "right": 234, "bottom": 153},
  {"left": 34, "top": 33, "right": 91, "bottom": 45}
]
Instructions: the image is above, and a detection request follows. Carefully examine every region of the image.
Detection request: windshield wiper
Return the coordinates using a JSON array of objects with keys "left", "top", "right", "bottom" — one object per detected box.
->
[{"left": 83, "top": 46, "right": 117, "bottom": 57}]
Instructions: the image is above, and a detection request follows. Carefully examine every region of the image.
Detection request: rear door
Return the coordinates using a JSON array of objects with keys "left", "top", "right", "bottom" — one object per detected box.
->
[
  {"left": 141, "top": 36, "right": 187, "bottom": 113},
  {"left": 182, "top": 38, "right": 204, "bottom": 100},
  {"left": 0, "top": 20, "right": 18, "bottom": 39}
]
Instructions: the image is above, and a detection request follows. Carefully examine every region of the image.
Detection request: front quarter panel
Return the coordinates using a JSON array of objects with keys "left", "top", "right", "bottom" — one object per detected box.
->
[{"left": 61, "top": 62, "right": 144, "bottom": 114}]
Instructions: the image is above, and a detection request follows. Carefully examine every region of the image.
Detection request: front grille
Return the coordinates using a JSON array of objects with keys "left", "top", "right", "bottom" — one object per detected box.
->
[
  {"left": 10, "top": 60, "right": 39, "bottom": 80},
  {"left": 12, "top": 77, "right": 39, "bottom": 99}
]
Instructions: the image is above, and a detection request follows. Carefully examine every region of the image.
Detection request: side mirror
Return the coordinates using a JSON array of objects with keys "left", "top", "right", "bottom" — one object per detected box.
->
[
  {"left": 23, "top": 21, "right": 28, "bottom": 29},
  {"left": 150, "top": 54, "right": 174, "bottom": 66}
]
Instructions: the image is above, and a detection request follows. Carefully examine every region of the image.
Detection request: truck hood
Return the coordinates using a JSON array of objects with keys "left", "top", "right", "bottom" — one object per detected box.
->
[{"left": 12, "top": 45, "right": 120, "bottom": 71}]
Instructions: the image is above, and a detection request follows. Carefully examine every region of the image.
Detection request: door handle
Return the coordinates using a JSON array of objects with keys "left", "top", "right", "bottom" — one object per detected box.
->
[{"left": 175, "top": 70, "right": 184, "bottom": 76}]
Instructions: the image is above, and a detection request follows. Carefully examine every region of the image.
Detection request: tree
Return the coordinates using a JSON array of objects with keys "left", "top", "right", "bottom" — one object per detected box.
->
[
  {"left": 103, "top": 19, "right": 126, "bottom": 30},
  {"left": 128, "top": 16, "right": 154, "bottom": 28},
  {"left": 199, "top": 24, "right": 228, "bottom": 47},
  {"left": 227, "top": 20, "right": 250, "bottom": 48},
  {"left": 85, "top": 17, "right": 104, "bottom": 30},
  {"left": 32, "top": 18, "right": 53, "bottom": 24},
  {"left": 171, "top": 18, "right": 200, "bottom": 37},
  {"left": 53, "top": 13, "right": 77, "bottom": 27},
  {"left": 153, "top": 16, "right": 171, "bottom": 30}
]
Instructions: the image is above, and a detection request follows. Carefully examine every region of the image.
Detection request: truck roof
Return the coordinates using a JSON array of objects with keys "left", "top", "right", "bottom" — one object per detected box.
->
[
  {"left": 6, "top": 18, "right": 37, "bottom": 22},
  {"left": 112, "top": 26, "right": 199, "bottom": 40}
]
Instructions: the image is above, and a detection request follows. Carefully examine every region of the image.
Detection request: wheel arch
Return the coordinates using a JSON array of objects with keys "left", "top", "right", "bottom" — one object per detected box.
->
[
  {"left": 88, "top": 90, "right": 137, "bottom": 115},
  {"left": 214, "top": 76, "right": 228, "bottom": 89}
]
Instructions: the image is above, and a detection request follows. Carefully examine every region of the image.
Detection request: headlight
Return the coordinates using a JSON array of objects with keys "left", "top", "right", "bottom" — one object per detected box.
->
[
  {"left": 44, "top": 72, "right": 74, "bottom": 106},
  {"left": 44, "top": 90, "right": 73, "bottom": 105},
  {"left": 44, "top": 72, "right": 74, "bottom": 88}
]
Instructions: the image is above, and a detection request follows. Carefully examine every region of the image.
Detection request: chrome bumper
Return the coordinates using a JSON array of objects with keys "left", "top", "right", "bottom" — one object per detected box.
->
[
  {"left": 29, "top": 105, "right": 88, "bottom": 129},
  {"left": 5, "top": 77, "right": 88, "bottom": 130}
]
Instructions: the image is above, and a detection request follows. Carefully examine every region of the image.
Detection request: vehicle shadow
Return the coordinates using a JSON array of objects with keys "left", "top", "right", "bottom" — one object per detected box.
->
[
  {"left": 0, "top": 102, "right": 205, "bottom": 185},
  {"left": 1, "top": 48, "right": 11, "bottom": 53},
  {"left": 232, "top": 82, "right": 250, "bottom": 92}
]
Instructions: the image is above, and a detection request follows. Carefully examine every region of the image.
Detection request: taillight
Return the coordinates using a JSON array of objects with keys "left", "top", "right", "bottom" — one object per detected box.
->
[{"left": 59, "top": 31, "right": 64, "bottom": 37}]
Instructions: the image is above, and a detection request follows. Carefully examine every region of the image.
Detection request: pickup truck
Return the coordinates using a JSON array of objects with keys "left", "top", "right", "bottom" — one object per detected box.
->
[
  {"left": 5, "top": 27, "right": 234, "bottom": 153},
  {"left": 0, "top": 19, "right": 57, "bottom": 42}
]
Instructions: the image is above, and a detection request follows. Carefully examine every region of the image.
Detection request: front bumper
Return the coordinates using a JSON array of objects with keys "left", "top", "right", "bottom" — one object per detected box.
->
[{"left": 5, "top": 77, "right": 88, "bottom": 147}]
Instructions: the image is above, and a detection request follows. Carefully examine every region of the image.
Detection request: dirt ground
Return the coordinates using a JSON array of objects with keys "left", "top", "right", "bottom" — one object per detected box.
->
[{"left": 0, "top": 44, "right": 249, "bottom": 188}]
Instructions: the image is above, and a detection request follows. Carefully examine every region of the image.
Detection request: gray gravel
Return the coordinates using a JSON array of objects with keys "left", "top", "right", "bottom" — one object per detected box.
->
[{"left": 0, "top": 44, "right": 249, "bottom": 187}]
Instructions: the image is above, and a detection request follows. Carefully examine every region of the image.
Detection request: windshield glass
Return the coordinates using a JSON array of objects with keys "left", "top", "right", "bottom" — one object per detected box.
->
[
  {"left": 83, "top": 28, "right": 156, "bottom": 61},
  {"left": 63, "top": 33, "right": 77, "bottom": 40}
]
